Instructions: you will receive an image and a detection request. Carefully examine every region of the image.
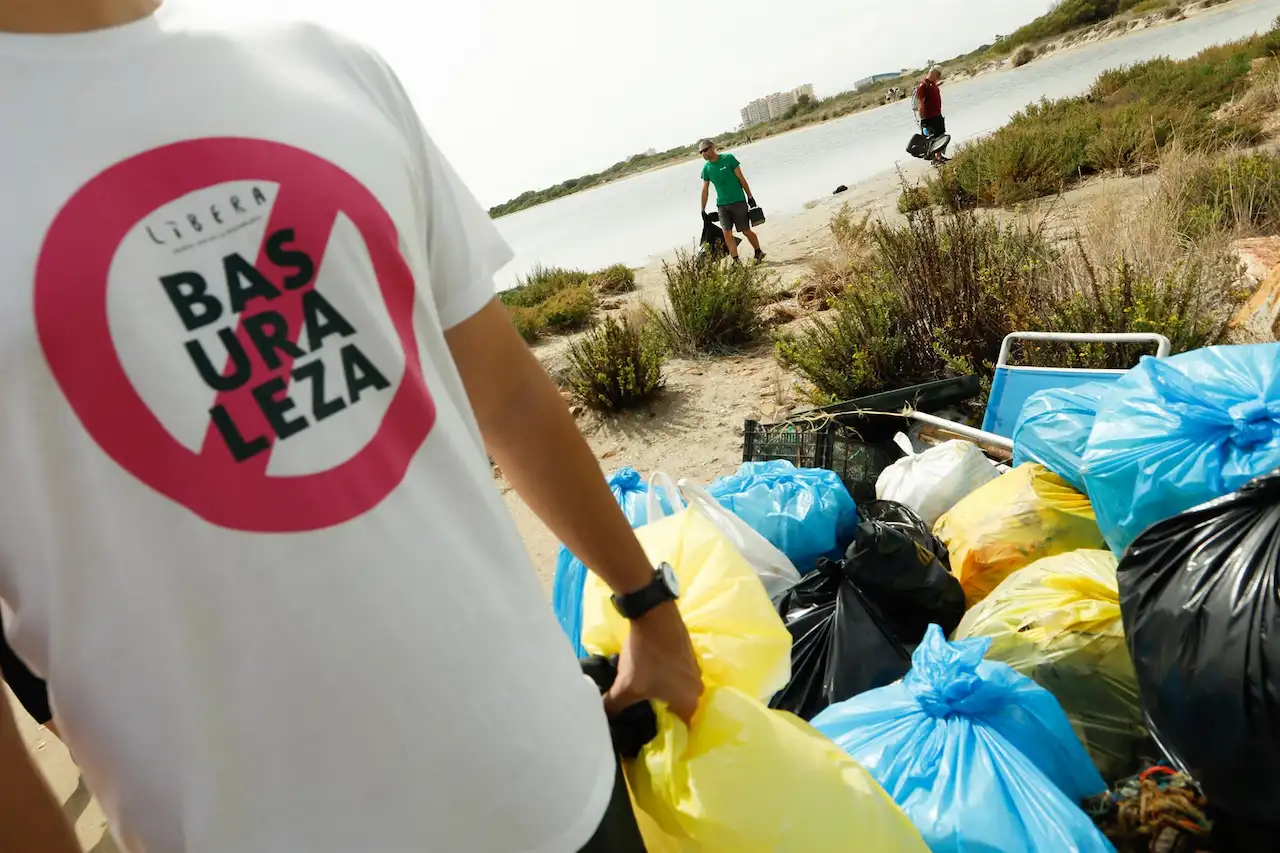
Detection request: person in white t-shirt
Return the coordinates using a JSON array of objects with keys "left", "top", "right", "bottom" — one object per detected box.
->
[{"left": 0, "top": 2, "right": 703, "bottom": 851}]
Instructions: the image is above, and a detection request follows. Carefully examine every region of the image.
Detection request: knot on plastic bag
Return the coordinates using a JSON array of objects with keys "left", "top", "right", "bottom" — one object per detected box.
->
[
  {"left": 905, "top": 625, "right": 1002, "bottom": 719},
  {"left": 1227, "top": 399, "right": 1276, "bottom": 450},
  {"left": 610, "top": 467, "right": 644, "bottom": 491}
]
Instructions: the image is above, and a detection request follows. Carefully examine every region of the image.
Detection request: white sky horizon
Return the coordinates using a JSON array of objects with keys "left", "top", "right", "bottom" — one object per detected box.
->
[{"left": 214, "top": 0, "right": 1057, "bottom": 207}]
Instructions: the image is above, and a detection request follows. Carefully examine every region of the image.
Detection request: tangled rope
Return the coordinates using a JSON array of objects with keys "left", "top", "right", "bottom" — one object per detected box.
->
[{"left": 1084, "top": 766, "right": 1214, "bottom": 853}]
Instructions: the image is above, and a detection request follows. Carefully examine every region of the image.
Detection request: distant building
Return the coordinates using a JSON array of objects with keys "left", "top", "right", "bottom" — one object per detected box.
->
[
  {"left": 740, "top": 84, "right": 817, "bottom": 128},
  {"left": 854, "top": 72, "right": 901, "bottom": 90}
]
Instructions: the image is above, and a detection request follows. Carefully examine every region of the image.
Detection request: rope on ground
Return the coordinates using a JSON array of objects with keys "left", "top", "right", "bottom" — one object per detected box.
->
[{"left": 1084, "top": 765, "right": 1214, "bottom": 853}]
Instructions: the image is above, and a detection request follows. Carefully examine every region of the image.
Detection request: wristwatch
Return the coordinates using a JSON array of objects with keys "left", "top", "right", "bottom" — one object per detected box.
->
[{"left": 611, "top": 563, "right": 680, "bottom": 620}]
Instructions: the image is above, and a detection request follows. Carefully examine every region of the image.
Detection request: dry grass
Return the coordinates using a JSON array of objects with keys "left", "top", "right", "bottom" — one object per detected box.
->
[{"left": 799, "top": 205, "right": 875, "bottom": 312}]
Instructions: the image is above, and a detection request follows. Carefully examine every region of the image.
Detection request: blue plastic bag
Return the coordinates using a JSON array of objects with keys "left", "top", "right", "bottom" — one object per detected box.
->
[
  {"left": 552, "top": 468, "right": 671, "bottom": 657},
  {"left": 1012, "top": 382, "right": 1109, "bottom": 495},
  {"left": 812, "top": 626, "right": 1112, "bottom": 853},
  {"left": 707, "top": 460, "right": 858, "bottom": 574},
  {"left": 1082, "top": 343, "right": 1280, "bottom": 555}
]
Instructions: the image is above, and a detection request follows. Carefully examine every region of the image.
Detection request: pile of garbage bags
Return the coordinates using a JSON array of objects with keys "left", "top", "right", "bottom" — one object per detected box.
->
[
  {"left": 579, "top": 508, "right": 929, "bottom": 853},
  {"left": 543, "top": 341, "right": 1280, "bottom": 850}
]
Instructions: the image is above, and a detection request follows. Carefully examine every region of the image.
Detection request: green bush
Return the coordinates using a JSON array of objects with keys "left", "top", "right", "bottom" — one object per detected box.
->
[
  {"left": 869, "top": 206, "right": 1050, "bottom": 376},
  {"left": 928, "top": 33, "right": 1272, "bottom": 208},
  {"left": 588, "top": 264, "right": 637, "bottom": 294},
  {"left": 779, "top": 207, "right": 1048, "bottom": 401},
  {"left": 499, "top": 265, "right": 591, "bottom": 309},
  {"left": 778, "top": 197, "right": 1244, "bottom": 403},
  {"left": 507, "top": 305, "right": 544, "bottom": 342},
  {"left": 538, "top": 284, "right": 596, "bottom": 333},
  {"left": 1171, "top": 151, "right": 1280, "bottom": 238},
  {"left": 1027, "top": 239, "right": 1238, "bottom": 366},
  {"left": 566, "top": 314, "right": 665, "bottom": 412},
  {"left": 898, "top": 183, "right": 932, "bottom": 214},
  {"left": 649, "top": 251, "right": 767, "bottom": 355},
  {"left": 776, "top": 286, "right": 944, "bottom": 404}
]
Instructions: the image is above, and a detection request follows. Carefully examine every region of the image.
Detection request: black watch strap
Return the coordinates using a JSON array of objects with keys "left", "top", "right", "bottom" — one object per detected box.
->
[{"left": 611, "top": 565, "right": 679, "bottom": 620}]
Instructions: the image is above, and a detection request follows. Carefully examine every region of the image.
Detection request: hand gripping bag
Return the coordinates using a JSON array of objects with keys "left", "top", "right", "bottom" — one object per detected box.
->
[
  {"left": 581, "top": 509, "right": 929, "bottom": 853},
  {"left": 812, "top": 626, "right": 1113, "bottom": 853},
  {"left": 876, "top": 433, "right": 1001, "bottom": 528},
  {"left": 1081, "top": 342, "right": 1280, "bottom": 555},
  {"left": 954, "top": 550, "right": 1147, "bottom": 782},
  {"left": 552, "top": 467, "right": 672, "bottom": 657},
  {"left": 934, "top": 463, "right": 1107, "bottom": 608},
  {"left": 706, "top": 460, "right": 859, "bottom": 574},
  {"left": 1012, "top": 382, "right": 1109, "bottom": 496},
  {"left": 1119, "top": 471, "right": 1280, "bottom": 828}
]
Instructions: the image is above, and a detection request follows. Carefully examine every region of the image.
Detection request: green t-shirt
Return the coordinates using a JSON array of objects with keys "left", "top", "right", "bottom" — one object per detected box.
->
[{"left": 701, "top": 152, "right": 747, "bottom": 206}]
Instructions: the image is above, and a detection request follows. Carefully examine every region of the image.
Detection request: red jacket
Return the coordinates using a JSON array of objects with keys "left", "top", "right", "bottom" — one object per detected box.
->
[{"left": 916, "top": 78, "right": 942, "bottom": 119}]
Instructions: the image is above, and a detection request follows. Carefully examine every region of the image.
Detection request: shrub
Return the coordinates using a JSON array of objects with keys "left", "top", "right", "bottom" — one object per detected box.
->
[
  {"left": 776, "top": 286, "right": 945, "bottom": 404},
  {"left": 779, "top": 188, "right": 1244, "bottom": 403},
  {"left": 867, "top": 206, "right": 1050, "bottom": 376},
  {"left": 538, "top": 284, "right": 596, "bottom": 333},
  {"left": 566, "top": 314, "right": 665, "bottom": 412},
  {"left": 1013, "top": 46, "right": 1036, "bottom": 68},
  {"left": 1027, "top": 243, "right": 1237, "bottom": 366},
  {"left": 1165, "top": 150, "right": 1280, "bottom": 238},
  {"left": 499, "top": 265, "right": 591, "bottom": 309},
  {"left": 507, "top": 305, "right": 544, "bottom": 342},
  {"left": 589, "top": 264, "right": 637, "bottom": 295},
  {"left": 898, "top": 183, "right": 932, "bottom": 214},
  {"left": 649, "top": 251, "right": 767, "bottom": 354}
]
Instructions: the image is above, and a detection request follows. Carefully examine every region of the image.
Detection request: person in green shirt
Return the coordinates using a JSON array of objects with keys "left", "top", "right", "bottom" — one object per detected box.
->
[{"left": 699, "top": 139, "right": 765, "bottom": 264}]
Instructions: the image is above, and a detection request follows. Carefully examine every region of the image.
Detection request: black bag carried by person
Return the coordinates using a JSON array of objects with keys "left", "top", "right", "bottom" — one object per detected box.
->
[
  {"left": 768, "top": 558, "right": 911, "bottom": 721},
  {"left": 698, "top": 211, "right": 740, "bottom": 258},
  {"left": 747, "top": 202, "right": 766, "bottom": 227},
  {"left": 847, "top": 501, "right": 965, "bottom": 644},
  {"left": 1118, "top": 470, "right": 1280, "bottom": 832},
  {"left": 906, "top": 133, "right": 930, "bottom": 159}
]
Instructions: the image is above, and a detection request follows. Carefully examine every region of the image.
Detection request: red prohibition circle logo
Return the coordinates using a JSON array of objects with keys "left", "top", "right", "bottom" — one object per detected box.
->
[{"left": 35, "top": 138, "right": 436, "bottom": 533}]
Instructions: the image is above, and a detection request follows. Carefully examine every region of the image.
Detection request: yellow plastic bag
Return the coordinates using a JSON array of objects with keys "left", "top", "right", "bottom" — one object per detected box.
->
[
  {"left": 934, "top": 463, "right": 1106, "bottom": 608},
  {"left": 583, "top": 509, "right": 928, "bottom": 853},
  {"left": 954, "top": 549, "right": 1146, "bottom": 781}
]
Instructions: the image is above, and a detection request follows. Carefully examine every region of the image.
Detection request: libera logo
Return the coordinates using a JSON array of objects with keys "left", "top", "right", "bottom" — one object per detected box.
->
[{"left": 145, "top": 186, "right": 270, "bottom": 246}]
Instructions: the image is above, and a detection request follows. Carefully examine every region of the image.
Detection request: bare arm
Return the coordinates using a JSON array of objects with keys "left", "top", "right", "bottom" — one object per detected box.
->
[
  {"left": 446, "top": 300, "right": 702, "bottom": 721},
  {"left": 701, "top": 180, "right": 710, "bottom": 213},
  {"left": 0, "top": 699, "right": 80, "bottom": 853},
  {"left": 733, "top": 167, "right": 754, "bottom": 202}
]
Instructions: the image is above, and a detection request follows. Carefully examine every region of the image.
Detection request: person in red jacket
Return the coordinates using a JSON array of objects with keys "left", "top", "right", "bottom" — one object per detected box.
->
[{"left": 915, "top": 66, "right": 949, "bottom": 163}]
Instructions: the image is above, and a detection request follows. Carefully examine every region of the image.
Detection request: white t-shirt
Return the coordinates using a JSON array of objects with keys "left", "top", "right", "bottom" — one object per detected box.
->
[{"left": 0, "top": 4, "right": 615, "bottom": 852}]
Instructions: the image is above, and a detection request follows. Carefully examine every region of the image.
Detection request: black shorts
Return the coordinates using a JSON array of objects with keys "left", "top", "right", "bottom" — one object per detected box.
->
[
  {"left": 717, "top": 201, "right": 751, "bottom": 233},
  {"left": 921, "top": 115, "right": 946, "bottom": 137},
  {"left": 0, "top": 611, "right": 52, "bottom": 725}
]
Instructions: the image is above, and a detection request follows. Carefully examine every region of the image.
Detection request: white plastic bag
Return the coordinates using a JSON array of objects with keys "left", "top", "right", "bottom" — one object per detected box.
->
[
  {"left": 875, "top": 433, "right": 1000, "bottom": 529},
  {"left": 645, "top": 472, "right": 802, "bottom": 599}
]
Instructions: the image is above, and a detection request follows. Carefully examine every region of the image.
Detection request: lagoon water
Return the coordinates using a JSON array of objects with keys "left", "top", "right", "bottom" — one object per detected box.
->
[{"left": 493, "top": 0, "right": 1278, "bottom": 288}]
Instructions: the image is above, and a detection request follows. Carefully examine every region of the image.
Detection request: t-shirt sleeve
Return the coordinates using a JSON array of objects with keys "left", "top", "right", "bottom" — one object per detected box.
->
[
  {"left": 415, "top": 133, "right": 515, "bottom": 329},
  {"left": 700, "top": 162, "right": 710, "bottom": 181},
  {"left": 341, "top": 39, "right": 514, "bottom": 330},
  {"left": 724, "top": 154, "right": 740, "bottom": 171}
]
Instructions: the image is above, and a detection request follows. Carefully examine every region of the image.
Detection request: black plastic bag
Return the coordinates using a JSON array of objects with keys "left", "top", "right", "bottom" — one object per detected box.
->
[
  {"left": 581, "top": 655, "right": 658, "bottom": 759},
  {"left": 1118, "top": 470, "right": 1280, "bottom": 827},
  {"left": 848, "top": 501, "right": 964, "bottom": 645},
  {"left": 769, "top": 559, "right": 911, "bottom": 721}
]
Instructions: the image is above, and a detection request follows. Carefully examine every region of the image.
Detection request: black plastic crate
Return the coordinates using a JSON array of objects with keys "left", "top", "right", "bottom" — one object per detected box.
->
[{"left": 742, "top": 417, "right": 902, "bottom": 504}]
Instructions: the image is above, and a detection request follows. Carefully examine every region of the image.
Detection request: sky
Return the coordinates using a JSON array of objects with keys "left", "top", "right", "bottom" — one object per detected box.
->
[{"left": 217, "top": 0, "right": 1057, "bottom": 208}]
